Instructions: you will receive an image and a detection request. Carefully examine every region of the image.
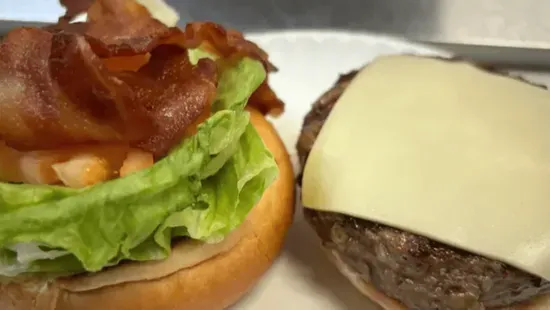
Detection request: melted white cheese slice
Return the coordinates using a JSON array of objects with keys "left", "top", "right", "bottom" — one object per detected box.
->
[{"left": 302, "top": 55, "right": 550, "bottom": 280}]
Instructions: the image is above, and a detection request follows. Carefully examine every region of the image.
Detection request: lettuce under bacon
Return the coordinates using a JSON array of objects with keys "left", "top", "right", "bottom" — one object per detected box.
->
[
  {"left": 0, "top": 55, "right": 278, "bottom": 277},
  {"left": 0, "top": 0, "right": 282, "bottom": 277}
]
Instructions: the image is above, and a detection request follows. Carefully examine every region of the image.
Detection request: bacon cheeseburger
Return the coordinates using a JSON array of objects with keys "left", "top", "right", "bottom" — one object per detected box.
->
[
  {"left": 0, "top": 0, "right": 294, "bottom": 309},
  {"left": 298, "top": 55, "right": 550, "bottom": 310}
]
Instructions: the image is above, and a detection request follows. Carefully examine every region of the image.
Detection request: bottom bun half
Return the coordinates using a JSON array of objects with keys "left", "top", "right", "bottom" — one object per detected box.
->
[
  {"left": 325, "top": 248, "right": 550, "bottom": 310},
  {"left": 0, "top": 108, "right": 295, "bottom": 310}
]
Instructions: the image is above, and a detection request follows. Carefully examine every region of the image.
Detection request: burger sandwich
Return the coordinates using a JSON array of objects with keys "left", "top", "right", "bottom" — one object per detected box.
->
[
  {"left": 298, "top": 55, "right": 550, "bottom": 309},
  {"left": 0, "top": 0, "right": 295, "bottom": 309}
]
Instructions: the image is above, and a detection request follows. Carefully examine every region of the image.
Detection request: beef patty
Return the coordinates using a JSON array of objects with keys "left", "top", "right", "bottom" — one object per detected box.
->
[{"left": 296, "top": 69, "right": 550, "bottom": 310}]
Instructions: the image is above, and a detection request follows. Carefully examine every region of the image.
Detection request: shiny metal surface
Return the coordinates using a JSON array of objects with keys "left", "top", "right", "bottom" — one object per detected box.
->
[
  {"left": 171, "top": 0, "right": 549, "bottom": 46},
  {"left": 1, "top": 0, "right": 550, "bottom": 68},
  {"left": 169, "top": 0, "right": 550, "bottom": 68}
]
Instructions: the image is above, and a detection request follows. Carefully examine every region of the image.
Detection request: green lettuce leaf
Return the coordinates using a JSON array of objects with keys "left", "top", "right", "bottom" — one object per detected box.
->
[
  {"left": 188, "top": 48, "right": 218, "bottom": 64},
  {"left": 0, "top": 56, "right": 277, "bottom": 276}
]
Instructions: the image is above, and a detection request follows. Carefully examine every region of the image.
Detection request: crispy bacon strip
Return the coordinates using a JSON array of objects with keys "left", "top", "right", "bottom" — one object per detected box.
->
[
  {"left": 179, "top": 22, "right": 276, "bottom": 72},
  {"left": 0, "top": 0, "right": 283, "bottom": 160},
  {"left": 57, "top": 0, "right": 285, "bottom": 115},
  {"left": 0, "top": 28, "right": 217, "bottom": 156},
  {"left": 178, "top": 22, "right": 285, "bottom": 116},
  {"left": 248, "top": 82, "right": 285, "bottom": 116},
  {"left": 0, "top": 28, "right": 134, "bottom": 150},
  {"left": 54, "top": 0, "right": 174, "bottom": 57},
  {"left": 118, "top": 46, "right": 218, "bottom": 155},
  {"left": 56, "top": 1, "right": 275, "bottom": 68}
]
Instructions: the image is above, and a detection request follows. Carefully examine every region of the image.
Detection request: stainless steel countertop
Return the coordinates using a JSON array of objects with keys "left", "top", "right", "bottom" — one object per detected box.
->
[
  {"left": 169, "top": 0, "right": 550, "bottom": 69},
  {"left": 171, "top": 0, "right": 550, "bottom": 46},
  {"left": 2, "top": 0, "right": 550, "bottom": 68}
]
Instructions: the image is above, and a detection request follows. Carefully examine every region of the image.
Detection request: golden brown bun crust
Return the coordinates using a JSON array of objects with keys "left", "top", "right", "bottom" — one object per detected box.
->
[
  {"left": 0, "top": 108, "right": 295, "bottom": 310},
  {"left": 324, "top": 247, "right": 550, "bottom": 310}
]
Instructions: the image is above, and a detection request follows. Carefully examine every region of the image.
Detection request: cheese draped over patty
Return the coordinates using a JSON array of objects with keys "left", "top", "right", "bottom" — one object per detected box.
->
[{"left": 302, "top": 55, "right": 550, "bottom": 280}]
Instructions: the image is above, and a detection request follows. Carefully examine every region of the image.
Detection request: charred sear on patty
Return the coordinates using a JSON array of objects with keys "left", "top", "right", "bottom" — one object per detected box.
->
[
  {"left": 304, "top": 209, "right": 550, "bottom": 310},
  {"left": 296, "top": 67, "right": 550, "bottom": 310}
]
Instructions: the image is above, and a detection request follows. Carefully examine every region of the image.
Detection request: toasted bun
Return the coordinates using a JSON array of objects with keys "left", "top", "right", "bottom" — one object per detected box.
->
[
  {"left": 324, "top": 247, "right": 550, "bottom": 310},
  {"left": 0, "top": 108, "right": 295, "bottom": 310}
]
